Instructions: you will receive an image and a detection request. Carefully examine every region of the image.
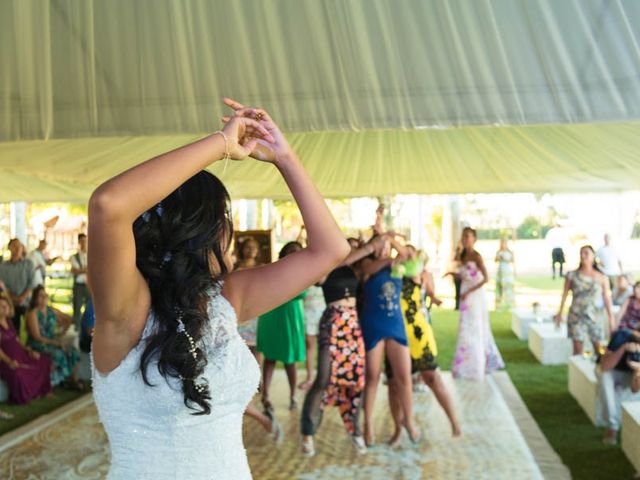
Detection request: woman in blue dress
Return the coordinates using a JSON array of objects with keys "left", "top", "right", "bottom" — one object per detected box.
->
[{"left": 359, "top": 233, "right": 420, "bottom": 446}]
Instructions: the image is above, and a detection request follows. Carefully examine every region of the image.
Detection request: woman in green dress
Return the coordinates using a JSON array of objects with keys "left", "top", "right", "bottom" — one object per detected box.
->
[
  {"left": 258, "top": 242, "right": 307, "bottom": 411},
  {"left": 26, "top": 285, "right": 83, "bottom": 389},
  {"left": 495, "top": 238, "right": 515, "bottom": 310}
]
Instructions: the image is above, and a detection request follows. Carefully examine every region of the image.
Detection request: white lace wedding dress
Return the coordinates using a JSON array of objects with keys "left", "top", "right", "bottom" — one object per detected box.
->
[{"left": 92, "top": 286, "right": 260, "bottom": 479}]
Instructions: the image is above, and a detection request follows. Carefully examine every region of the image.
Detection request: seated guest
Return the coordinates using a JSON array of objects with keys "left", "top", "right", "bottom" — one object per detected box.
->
[
  {"left": 598, "top": 325, "right": 640, "bottom": 444},
  {"left": 0, "top": 293, "right": 52, "bottom": 404},
  {"left": 0, "top": 239, "right": 37, "bottom": 331},
  {"left": 616, "top": 281, "right": 640, "bottom": 331},
  {"left": 26, "top": 286, "right": 84, "bottom": 390},
  {"left": 612, "top": 274, "right": 633, "bottom": 307}
]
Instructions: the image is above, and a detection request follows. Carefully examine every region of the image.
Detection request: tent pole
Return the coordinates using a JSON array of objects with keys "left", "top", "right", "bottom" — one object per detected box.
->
[{"left": 10, "top": 202, "right": 27, "bottom": 245}]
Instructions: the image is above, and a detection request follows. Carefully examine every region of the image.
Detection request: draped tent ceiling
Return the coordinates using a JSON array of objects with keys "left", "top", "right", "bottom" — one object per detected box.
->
[{"left": 1, "top": 0, "right": 640, "bottom": 201}]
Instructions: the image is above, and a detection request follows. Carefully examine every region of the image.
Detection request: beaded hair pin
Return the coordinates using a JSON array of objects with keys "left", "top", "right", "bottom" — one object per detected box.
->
[{"left": 176, "top": 310, "right": 206, "bottom": 394}]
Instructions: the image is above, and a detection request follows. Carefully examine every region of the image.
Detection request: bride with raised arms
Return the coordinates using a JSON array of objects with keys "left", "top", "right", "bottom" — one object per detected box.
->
[{"left": 88, "top": 99, "right": 349, "bottom": 479}]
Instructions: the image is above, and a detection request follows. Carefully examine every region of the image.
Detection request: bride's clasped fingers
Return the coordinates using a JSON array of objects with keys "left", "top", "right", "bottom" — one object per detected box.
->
[{"left": 222, "top": 98, "right": 292, "bottom": 163}]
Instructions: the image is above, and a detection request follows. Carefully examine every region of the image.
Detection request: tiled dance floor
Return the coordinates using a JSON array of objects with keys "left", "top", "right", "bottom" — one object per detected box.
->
[{"left": 0, "top": 372, "right": 569, "bottom": 479}]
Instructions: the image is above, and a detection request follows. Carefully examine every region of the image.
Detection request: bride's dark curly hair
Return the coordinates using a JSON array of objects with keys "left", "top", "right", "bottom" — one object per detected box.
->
[{"left": 132, "top": 171, "right": 233, "bottom": 415}]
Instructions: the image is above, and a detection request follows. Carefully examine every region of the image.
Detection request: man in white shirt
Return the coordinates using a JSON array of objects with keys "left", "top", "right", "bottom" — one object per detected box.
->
[
  {"left": 70, "top": 233, "right": 90, "bottom": 331},
  {"left": 28, "top": 239, "right": 58, "bottom": 287},
  {"left": 597, "top": 234, "right": 623, "bottom": 290}
]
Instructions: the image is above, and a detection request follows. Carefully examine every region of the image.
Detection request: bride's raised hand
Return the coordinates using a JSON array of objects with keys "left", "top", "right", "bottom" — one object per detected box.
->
[
  {"left": 220, "top": 114, "right": 275, "bottom": 160},
  {"left": 222, "top": 98, "right": 293, "bottom": 164}
]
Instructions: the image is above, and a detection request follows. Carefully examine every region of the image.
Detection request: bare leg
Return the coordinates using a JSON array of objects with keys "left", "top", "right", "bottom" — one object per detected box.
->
[
  {"left": 387, "top": 378, "right": 403, "bottom": 446},
  {"left": 572, "top": 340, "right": 584, "bottom": 356},
  {"left": 245, "top": 404, "right": 272, "bottom": 432},
  {"left": 299, "top": 334, "right": 316, "bottom": 390},
  {"left": 363, "top": 342, "right": 384, "bottom": 445},
  {"left": 386, "top": 340, "right": 419, "bottom": 440},
  {"left": 421, "top": 370, "right": 461, "bottom": 436},
  {"left": 284, "top": 363, "right": 298, "bottom": 409},
  {"left": 262, "top": 359, "right": 276, "bottom": 410}
]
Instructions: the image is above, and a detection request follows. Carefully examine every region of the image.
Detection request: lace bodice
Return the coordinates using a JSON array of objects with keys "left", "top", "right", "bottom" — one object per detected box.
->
[{"left": 92, "top": 287, "right": 260, "bottom": 479}]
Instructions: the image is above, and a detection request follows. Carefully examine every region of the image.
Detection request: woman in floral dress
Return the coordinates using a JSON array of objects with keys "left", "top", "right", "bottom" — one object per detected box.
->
[
  {"left": 555, "top": 245, "right": 615, "bottom": 355},
  {"left": 452, "top": 228, "right": 505, "bottom": 380},
  {"left": 26, "top": 286, "right": 83, "bottom": 389}
]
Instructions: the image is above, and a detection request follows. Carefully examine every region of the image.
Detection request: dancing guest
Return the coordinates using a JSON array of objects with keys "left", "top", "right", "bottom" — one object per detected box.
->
[
  {"left": 257, "top": 241, "right": 306, "bottom": 411},
  {"left": 612, "top": 274, "right": 633, "bottom": 307},
  {"left": 452, "top": 227, "right": 504, "bottom": 380},
  {"left": 419, "top": 251, "right": 442, "bottom": 319},
  {"left": 87, "top": 99, "right": 349, "bottom": 478},
  {"left": 296, "top": 226, "right": 327, "bottom": 391},
  {"left": 359, "top": 234, "right": 420, "bottom": 446},
  {"left": 234, "top": 237, "right": 262, "bottom": 356},
  {"left": 300, "top": 236, "right": 384, "bottom": 457},
  {"left": 233, "top": 237, "right": 283, "bottom": 443},
  {"left": 445, "top": 242, "right": 464, "bottom": 311},
  {"left": 386, "top": 246, "right": 461, "bottom": 443},
  {"left": 0, "top": 293, "right": 52, "bottom": 404},
  {"left": 26, "top": 286, "right": 83, "bottom": 389},
  {"left": 494, "top": 238, "right": 515, "bottom": 311},
  {"left": 616, "top": 281, "right": 640, "bottom": 331},
  {"left": 299, "top": 282, "right": 325, "bottom": 391},
  {"left": 555, "top": 246, "right": 615, "bottom": 355}
]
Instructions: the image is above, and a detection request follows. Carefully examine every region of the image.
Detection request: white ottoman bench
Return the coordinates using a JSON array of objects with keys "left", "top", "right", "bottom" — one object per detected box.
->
[
  {"left": 528, "top": 323, "right": 573, "bottom": 365},
  {"left": 622, "top": 401, "right": 640, "bottom": 473},
  {"left": 568, "top": 355, "right": 598, "bottom": 424},
  {"left": 511, "top": 308, "right": 553, "bottom": 340}
]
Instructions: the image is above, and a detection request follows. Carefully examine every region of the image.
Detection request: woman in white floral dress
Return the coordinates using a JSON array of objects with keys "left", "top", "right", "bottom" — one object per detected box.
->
[{"left": 452, "top": 228, "right": 505, "bottom": 380}]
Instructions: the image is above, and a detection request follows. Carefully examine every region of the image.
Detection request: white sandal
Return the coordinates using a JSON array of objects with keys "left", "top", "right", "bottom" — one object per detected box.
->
[{"left": 301, "top": 436, "right": 315, "bottom": 457}]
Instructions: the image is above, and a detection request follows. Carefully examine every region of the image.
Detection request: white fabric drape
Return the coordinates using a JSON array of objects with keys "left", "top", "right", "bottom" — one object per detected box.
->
[{"left": 1, "top": 0, "right": 640, "bottom": 200}]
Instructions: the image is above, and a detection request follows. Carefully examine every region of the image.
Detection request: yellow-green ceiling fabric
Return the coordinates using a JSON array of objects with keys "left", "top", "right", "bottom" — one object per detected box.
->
[{"left": 1, "top": 0, "right": 640, "bottom": 201}]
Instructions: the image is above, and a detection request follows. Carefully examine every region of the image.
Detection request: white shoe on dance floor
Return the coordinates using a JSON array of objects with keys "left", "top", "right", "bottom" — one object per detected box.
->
[
  {"left": 351, "top": 435, "right": 368, "bottom": 455},
  {"left": 301, "top": 436, "right": 315, "bottom": 457}
]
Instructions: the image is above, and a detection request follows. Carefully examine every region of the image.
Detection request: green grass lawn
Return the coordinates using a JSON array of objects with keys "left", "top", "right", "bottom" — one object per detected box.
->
[
  {"left": 431, "top": 308, "right": 636, "bottom": 480},
  {"left": 516, "top": 274, "right": 566, "bottom": 292}
]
